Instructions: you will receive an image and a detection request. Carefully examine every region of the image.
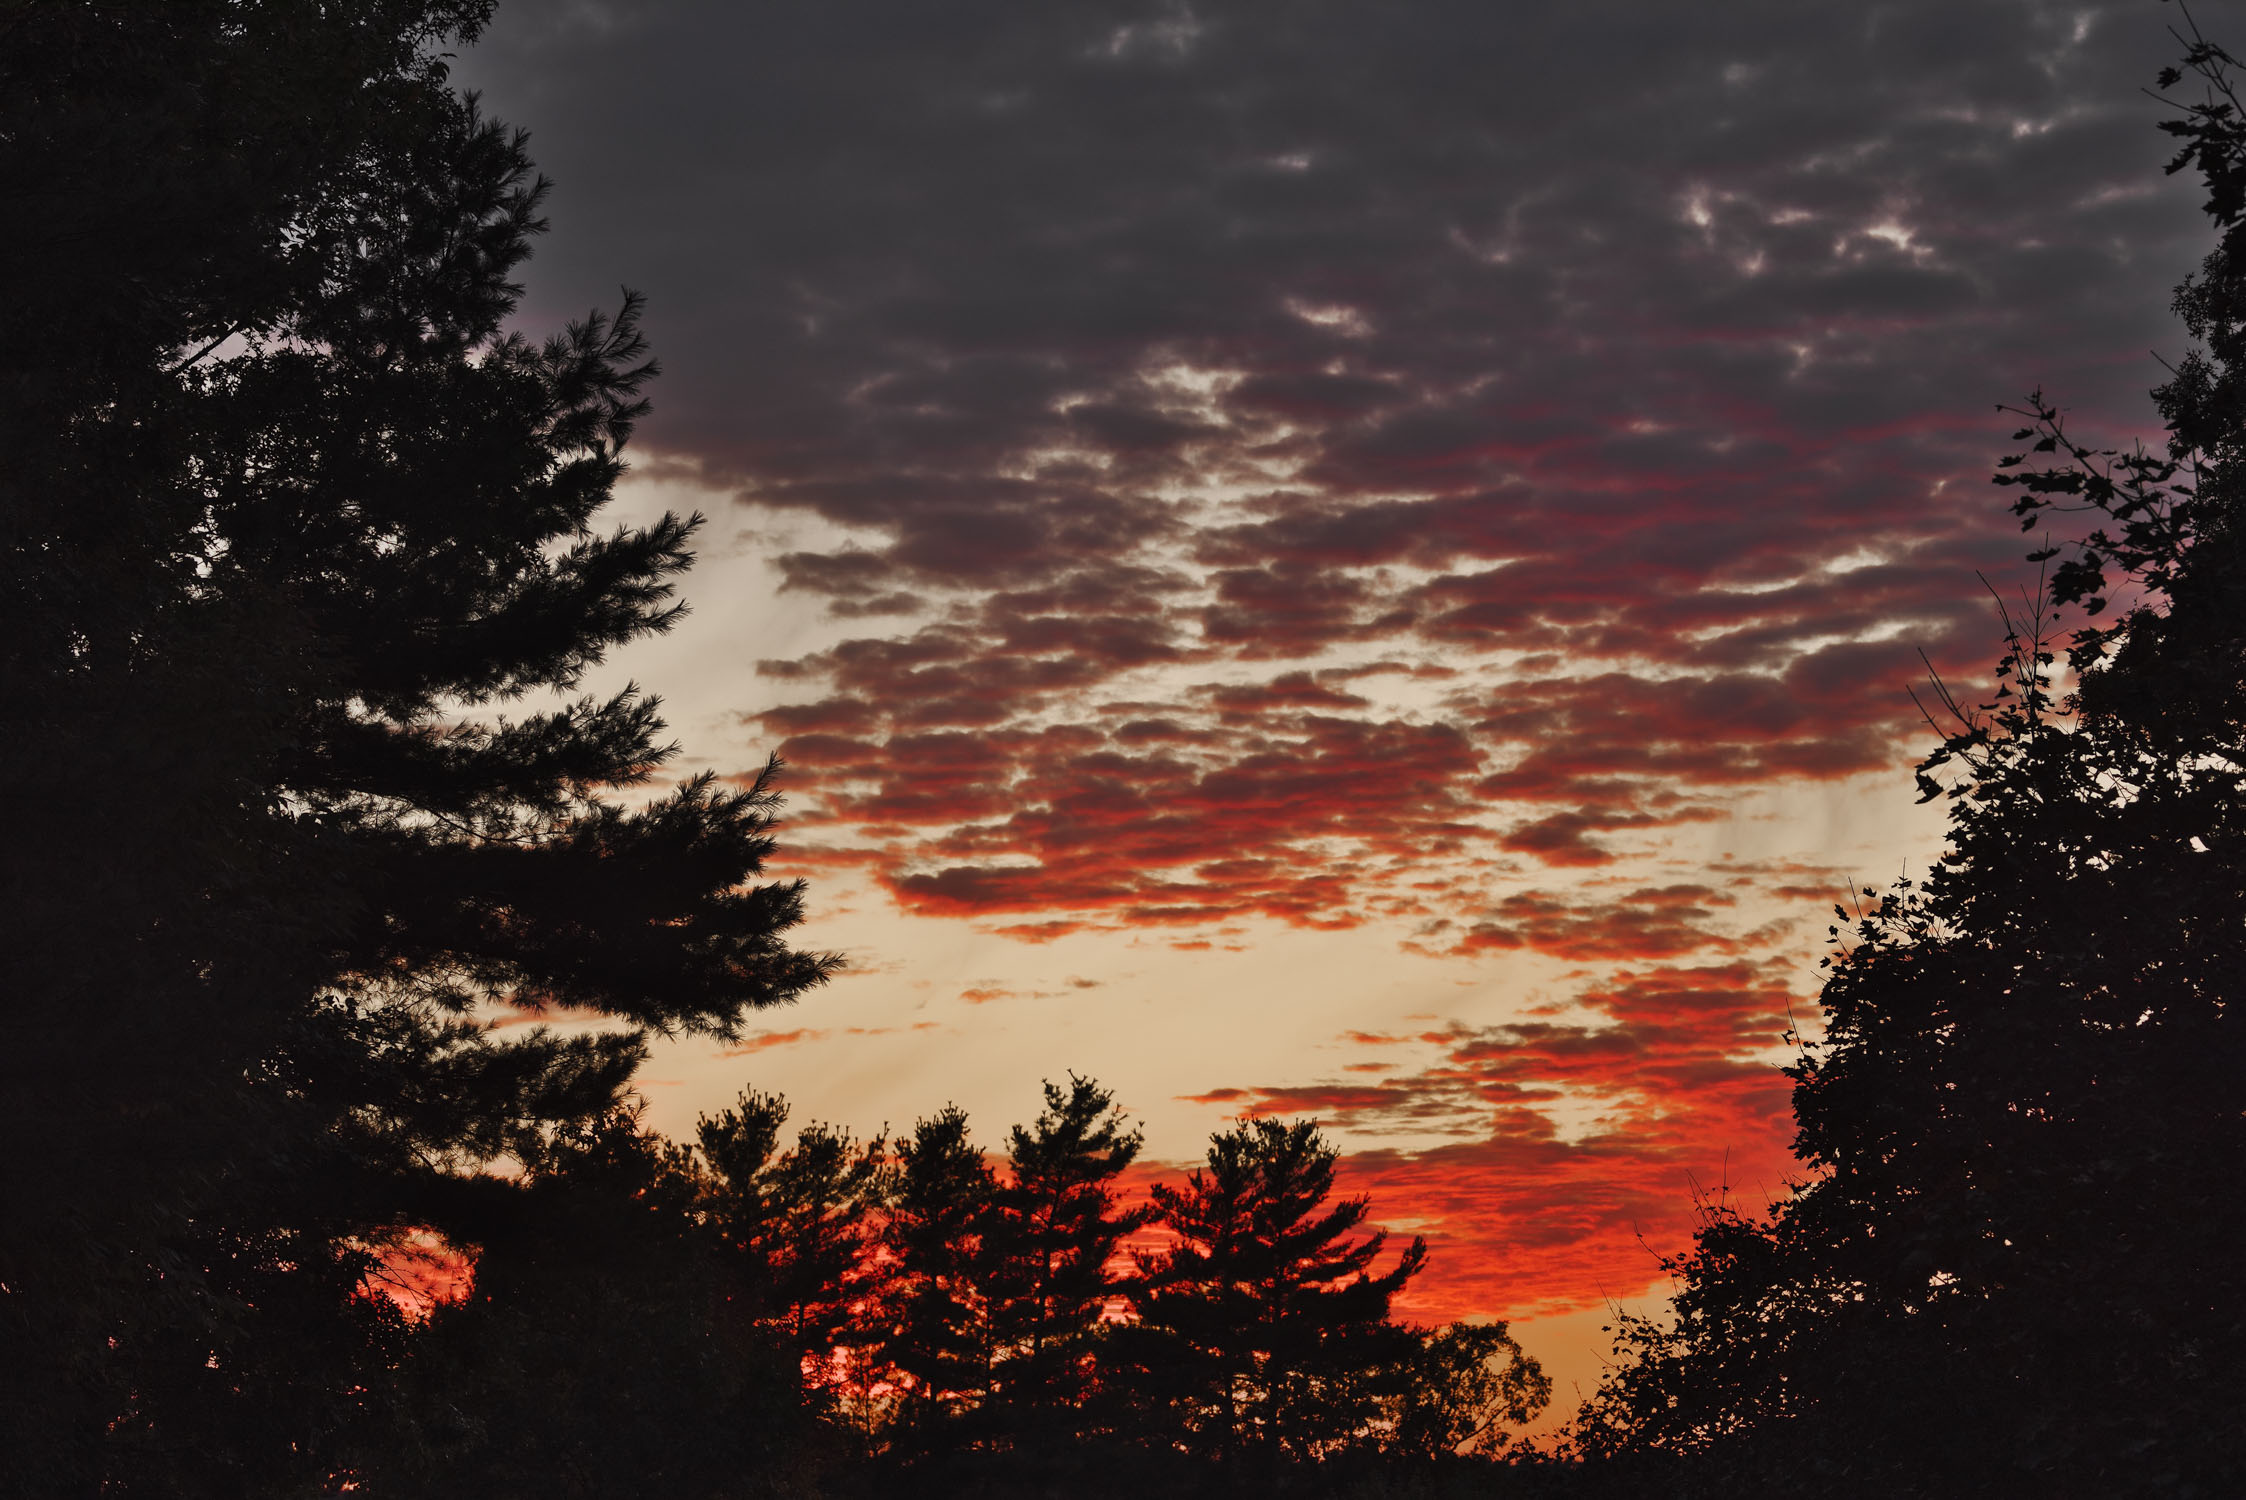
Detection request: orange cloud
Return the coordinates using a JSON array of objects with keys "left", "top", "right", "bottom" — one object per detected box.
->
[{"left": 716, "top": 1028, "right": 829, "bottom": 1056}]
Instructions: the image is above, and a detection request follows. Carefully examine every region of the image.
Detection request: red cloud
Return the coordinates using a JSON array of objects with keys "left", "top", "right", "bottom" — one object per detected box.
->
[
  {"left": 1180, "top": 962, "right": 1805, "bottom": 1319},
  {"left": 1429, "top": 884, "right": 1745, "bottom": 963},
  {"left": 751, "top": 604, "right": 1958, "bottom": 935},
  {"left": 715, "top": 152, "right": 2045, "bottom": 954},
  {"left": 1200, "top": 670, "right": 1371, "bottom": 714}
]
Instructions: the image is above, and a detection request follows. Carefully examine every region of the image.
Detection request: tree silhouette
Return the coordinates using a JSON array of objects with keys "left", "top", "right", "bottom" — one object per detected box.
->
[
  {"left": 983, "top": 1076, "right": 1151, "bottom": 1439},
  {"left": 1120, "top": 1118, "right": 1427, "bottom": 1461},
  {"left": 1, "top": 7, "right": 836, "bottom": 1490},
  {"left": 368, "top": 1107, "right": 816, "bottom": 1500},
  {"left": 3, "top": 7, "right": 495, "bottom": 1488},
  {"left": 1385, "top": 1321, "right": 1551, "bottom": 1460},
  {"left": 687, "top": 1091, "right": 893, "bottom": 1405},
  {"left": 1578, "top": 28, "right": 2246, "bottom": 1497},
  {"left": 874, "top": 1106, "right": 999, "bottom": 1453}
]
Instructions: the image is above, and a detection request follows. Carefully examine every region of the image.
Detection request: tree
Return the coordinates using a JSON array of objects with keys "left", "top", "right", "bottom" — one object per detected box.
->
[
  {"left": 2, "top": 7, "right": 496, "bottom": 1488},
  {"left": 687, "top": 1090, "right": 893, "bottom": 1407},
  {"left": 367, "top": 1106, "right": 821, "bottom": 1500},
  {"left": 1384, "top": 1321, "right": 1551, "bottom": 1461},
  {"left": 1120, "top": 1118, "right": 1428, "bottom": 1461},
  {"left": 1577, "top": 25, "right": 2246, "bottom": 1496},
  {"left": 982, "top": 1075, "right": 1151, "bottom": 1438},
  {"left": 874, "top": 1106, "right": 999, "bottom": 1454},
  {"left": 1, "top": 8, "right": 837, "bottom": 1490}
]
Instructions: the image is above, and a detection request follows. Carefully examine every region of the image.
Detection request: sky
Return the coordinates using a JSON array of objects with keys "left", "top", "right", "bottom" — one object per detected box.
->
[{"left": 455, "top": 0, "right": 2228, "bottom": 1414}]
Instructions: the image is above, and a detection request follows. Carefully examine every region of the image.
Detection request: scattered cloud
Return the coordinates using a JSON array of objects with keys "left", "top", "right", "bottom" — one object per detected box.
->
[{"left": 716, "top": 1028, "right": 829, "bottom": 1057}]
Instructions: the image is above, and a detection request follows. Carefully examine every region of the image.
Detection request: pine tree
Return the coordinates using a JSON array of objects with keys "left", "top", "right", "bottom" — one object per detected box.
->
[
  {"left": 3, "top": 9, "right": 498, "bottom": 1487},
  {"left": 983, "top": 1076, "right": 1150, "bottom": 1438},
  {"left": 875, "top": 1106, "right": 998, "bottom": 1454},
  {"left": 1121, "top": 1118, "right": 1427, "bottom": 1461},
  {"left": 1, "top": 8, "right": 836, "bottom": 1490},
  {"left": 689, "top": 1090, "right": 892, "bottom": 1403}
]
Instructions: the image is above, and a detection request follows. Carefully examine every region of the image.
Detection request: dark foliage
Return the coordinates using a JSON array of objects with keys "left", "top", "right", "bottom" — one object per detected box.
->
[
  {"left": 1573, "top": 21, "right": 2246, "bottom": 1497},
  {"left": 687, "top": 1090, "right": 894, "bottom": 1414},
  {"left": 983, "top": 1074, "right": 1151, "bottom": 1439},
  {"left": 362, "top": 1108, "right": 829, "bottom": 1499},
  {"left": 1114, "top": 1118, "right": 1430, "bottom": 1460},
  {"left": 643, "top": 1085, "right": 1553, "bottom": 1482},
  {"left": 0, "top": 4, "right": 835, "bottom": 1492},
  {"left": 875, "top": 1105, "right": 1003, "bottom": 1454}
]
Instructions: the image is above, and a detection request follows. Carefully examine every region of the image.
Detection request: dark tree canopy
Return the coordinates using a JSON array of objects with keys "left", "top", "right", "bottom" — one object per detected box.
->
[
  {"left": 877, "top": 1105, "right": 1002, "bottom": 1450},
  {"left": 371, "top": 1107, "right": 810, "bottom": 1500},
  {"left": 686, "top": 1090, "right": 893, "bottom": 1396},
  {"left": 1120, "top": 1118, "right": 1430, "bottom": 1461},
  {"left": 367, "top": 1087, "right": 1550, "bottom": 1495},
  {"left": 983, "top": 1075, "right": 1151, "bottom": 1433},
  {"left": 1575, "top": 27, "right": 2246, "bottom": 1498},
  {"left": 1, "top": 5, "right": 835, "bottom": 1491}
]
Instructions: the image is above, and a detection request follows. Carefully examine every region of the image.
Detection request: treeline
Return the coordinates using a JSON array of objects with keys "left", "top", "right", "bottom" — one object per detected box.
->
[{"left": 378, "top": 1080, "right": 1547, "bottom": 1495}]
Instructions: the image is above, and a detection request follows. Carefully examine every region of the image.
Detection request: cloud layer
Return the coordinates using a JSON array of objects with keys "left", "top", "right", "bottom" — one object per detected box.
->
[{"left": 462, "top": 0, "right": 2219, "bottom": 1317}]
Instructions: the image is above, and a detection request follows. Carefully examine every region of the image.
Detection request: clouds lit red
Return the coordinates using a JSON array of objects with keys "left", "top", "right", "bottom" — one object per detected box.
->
[{"left": 460, "top": 0, "right": 2210, "bottom": 1350}]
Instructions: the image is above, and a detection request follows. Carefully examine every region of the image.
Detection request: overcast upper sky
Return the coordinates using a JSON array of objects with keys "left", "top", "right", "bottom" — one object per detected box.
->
[{"left": 455, "top": 0, "right": 2228, "bottom": 1407}]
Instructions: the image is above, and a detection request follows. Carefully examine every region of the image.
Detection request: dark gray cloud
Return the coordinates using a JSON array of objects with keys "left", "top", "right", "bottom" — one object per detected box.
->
[{"left": 466, "top": 0, "right": 2206, "bottom": 515}]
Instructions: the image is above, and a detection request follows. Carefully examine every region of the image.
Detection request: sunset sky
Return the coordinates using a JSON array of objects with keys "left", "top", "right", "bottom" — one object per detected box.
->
[{"left": 456, "top": 0, "right": 2226, "bottom": 1411}]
